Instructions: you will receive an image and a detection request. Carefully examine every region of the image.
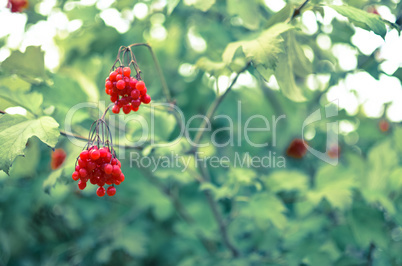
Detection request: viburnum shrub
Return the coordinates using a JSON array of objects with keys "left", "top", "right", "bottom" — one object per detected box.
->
[
  {"left": 72, "top": 119, "right": 124, "bottom": 197},
  {"left": 105, "top": 46, "right": 151, "bottom": 114}
]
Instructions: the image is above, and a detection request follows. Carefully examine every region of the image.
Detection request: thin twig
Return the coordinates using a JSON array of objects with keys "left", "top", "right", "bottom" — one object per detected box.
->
[
  {"left": 187, "top": 64, "right": 251, "bottom": 257},
  {"left": 204, "top": 189, "right": 239, "bottom": 257},
  {"left": 192, "top": 63, "right": 251, "bottom": 150},
  {"left": 290, "top": 0, "right": 310, "bottom": 20}
]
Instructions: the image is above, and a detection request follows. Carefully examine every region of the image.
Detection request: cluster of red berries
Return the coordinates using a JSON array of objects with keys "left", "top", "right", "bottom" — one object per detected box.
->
[
  {"left": 7, "top": 0, "right": 28, "bottom": 12},
  {"left": 105, "top": 66, "right": 151, "bottom": 114},
  {"left": 51, "top": 148, "right": 66, "bottom": 170},
  {"left": 72, "top": 145, "right": 124, "bottom": 197}
]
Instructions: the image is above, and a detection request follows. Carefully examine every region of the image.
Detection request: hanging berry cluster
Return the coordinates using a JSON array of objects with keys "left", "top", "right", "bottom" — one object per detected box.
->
[
  {"left": 72, "top": 119, "right": 124, "bottom": 197},
  {"left": 105, "top": 46, "right": 151, "bottom": 114}
]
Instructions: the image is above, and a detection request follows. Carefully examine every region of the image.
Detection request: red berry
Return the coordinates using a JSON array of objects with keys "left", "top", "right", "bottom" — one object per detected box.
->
[
  {"left": 78, "top": 158, "right": 87, "bottom": 168},
  {"left": 328, "top": 145, "right": 340, "bottom": 158},
  {"left": 109, "top": 71, "right": 118, "bottom": 82},
  {"left": 140, "top": 87, "right": 147, "bottom": 96},
  {"left": 107, "top": 186, "right": 116, "bottom": 196},
  {"left": 123, "top": 67, "right": 131, "bottom": 77},
  {"left": 120, "top": 97, "right": 129, "bottom": 105},
  {"left": 78, "top": 180, "right": 86, "bottom": 190},
  {"left": 90, "top": 149, "right": 100, "bottom": 160},
  {"left": 122, "top": 105, "right": 131, "bottom": 114},
  {"left": 105, "top": 152, "right": 112, "bottom": 162},
  {"left": 99, "top": 148, "right": 108, "bottom": 158},
  {"left": 131, "top": 89, "right": 140, "bottom": 99},
  {"left": 104, "top": 164, "right": 113, "bottom": 174},
  {"left": 72, "top": 171, "right": 80, "bottom": 181},
  {"left": 112, "top": 105, "right": 120, "bottom": 114},
  {"left": 75, "top": 165, "right": 80, "bottom": 171},
  {"left": 87, "top": 161, "right": 96, "bottom": 171},
  {"left": 110, "top": 94, "right": 118, "bottom": 102},
  {"left": 80, "top": 150, "right": 89, "bottom": 160},
  {"left": 51, "top": 148, "right": 66, "bottom": 170},
  {"left": 129, "top": 78, "right": 138, "bottom": 88},
  {"left": 379, "top": 119, "right": 389, "bottom": 132},
  {"left": 131, "top": 106, "right": 139, "bottom": 112},
  {"left": 96, "top": 187, "right": 106, "bottom": 197},
  {"left": 286, "top": 138, "right": 307, "bottom": 159},
  {"left": 136, "top": 81, "right": 145, "bottom": 91},
  {"left": 112, "top": 165, "right": 121, "bottom": 176},
  {"left": 116, "top": 74, "right": 123, "bottom": 81},
  {"left": 119, "top": 173, "right": 125, "bottom": 182},
  {"left": 90, "top": 177, "right": 98, "bottom": 185},
  {"left": 131, "top": 99, "right": 141, "bottom": 108},
  {"left": 105, "top": 80, "right": 113, "bottom": 90},
  {"left": 79, "top": 168, "right": 87, "bottom": 177},
  {"left": 116, "top": 80, "right": 125, "bottom": 90},
  {"left": 141, "top": 94, "right": 151, "bottom": 104}
]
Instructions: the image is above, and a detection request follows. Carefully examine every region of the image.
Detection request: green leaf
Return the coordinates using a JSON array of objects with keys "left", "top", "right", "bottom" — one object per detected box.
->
[
  {"left": 227, "top": 0, "right": 261, "bottom": 30},
  {"left": 196, "top": 57, "right": 231, "bottom": 77},
  {"left": 348, "top": 202, "right": 388, "bottom": 248},
  {"left": 265, "top": 4, "right": 293, "bottom": 28},
  {"left": 33, "top": 74, "right": 90, "bottom": 127},
  {"left": 1, "top": 46, "right": 46, "bottom": 81},
  {"left": 367, "top": 140, "right": 398, "bottom": 191},
  {"left": 43, "top": 168, "right": 64, "bottom": 194},
  {"left": 222, "top": 23, "right": 293, "bottom": 69},
  {"left": 274, "top": 52, "right": 307, "bottom": 102},
  {"left": 242, "top": 193, "right": 287, "bottom": 230},
  {"left": 264, "top": 170, "right": 309, "bottom": 193},
  {"left": 0, "top": 114, "right": 60, "bottom": 174},
  {"left": 0, "top": 87, "right": 43, "bottom": 115},
  {"left": 272, "top": 31, "right": 310, "bottom": 102},
  {"left": 329, "top": 5, "right": 387, "bottom": 38},
  {"left": 188, "top": 0, "right": 215, "bottom": 12},
  {"left": 287, "top": 31, "right": 312, "bottom": 77},
  {"left": 167, "top": 0, "right": 180, "bottom": 15},
  {"left": 307, "top": 165, "right": 356, "bottom": 209}
]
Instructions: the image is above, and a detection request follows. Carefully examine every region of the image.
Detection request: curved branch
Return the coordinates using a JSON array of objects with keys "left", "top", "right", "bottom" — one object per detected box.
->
[{"left": 192, "top": 63, "right": 251, "bottom": 150}]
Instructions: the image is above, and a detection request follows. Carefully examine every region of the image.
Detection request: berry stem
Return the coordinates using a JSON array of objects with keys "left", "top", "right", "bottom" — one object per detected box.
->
[{"left": 128, "top": 43, "right": 172, "bottom": 103}]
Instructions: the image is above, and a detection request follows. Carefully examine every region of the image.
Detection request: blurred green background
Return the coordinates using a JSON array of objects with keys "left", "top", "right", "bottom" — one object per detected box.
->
[{"left": 1, "top": 0, "right": 402, "bottom": 265}]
